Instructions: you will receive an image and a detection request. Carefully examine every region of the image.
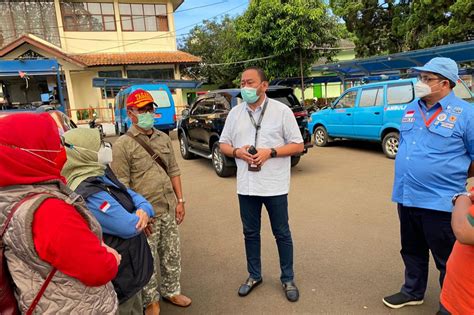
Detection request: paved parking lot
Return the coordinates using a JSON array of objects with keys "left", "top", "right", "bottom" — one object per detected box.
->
[{"left": 153, "top": 135, "right": 443, "bottom": 315}]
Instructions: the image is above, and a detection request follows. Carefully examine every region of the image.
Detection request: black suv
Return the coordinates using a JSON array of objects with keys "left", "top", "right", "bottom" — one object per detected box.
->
[{"left": 177, "top": 86, "right": 312, "bottom": 177}]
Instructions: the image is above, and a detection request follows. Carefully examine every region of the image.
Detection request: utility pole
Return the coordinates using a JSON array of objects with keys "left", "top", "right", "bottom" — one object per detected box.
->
[{"left": 299, "top": 47, "right": 305, "bottom": 103}]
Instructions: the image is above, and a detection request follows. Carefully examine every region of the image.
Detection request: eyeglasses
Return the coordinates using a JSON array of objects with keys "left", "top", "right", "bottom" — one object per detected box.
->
[
  {"left": 418, "top": 76, "right": 444, "bottom": 84},
  {"left": 135, "top": 107, "right": 155, "bottom": 114}
]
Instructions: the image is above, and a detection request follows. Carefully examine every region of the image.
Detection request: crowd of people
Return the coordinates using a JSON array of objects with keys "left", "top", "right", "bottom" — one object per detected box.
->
[{"left": 0, "top": 59, "right": 473, "bottom": 315}]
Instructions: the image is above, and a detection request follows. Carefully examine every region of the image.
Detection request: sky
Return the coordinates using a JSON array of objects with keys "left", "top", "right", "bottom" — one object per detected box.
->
[{"left": 173, "top": 0, "right": 249, "bottom": 38}]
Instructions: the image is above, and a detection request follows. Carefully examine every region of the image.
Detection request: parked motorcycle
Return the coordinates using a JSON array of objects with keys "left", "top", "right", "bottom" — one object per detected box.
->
[{"left": 89, "top": 112, "right": 105, "bottom": 139}]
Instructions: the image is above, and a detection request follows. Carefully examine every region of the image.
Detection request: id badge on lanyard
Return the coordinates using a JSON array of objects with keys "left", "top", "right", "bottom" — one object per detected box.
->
[
  {"left": 247, "top": 98, "right": 269, "bottom": 147},
  {"left": 247, "top": 98, "right": 269, "bottom": 172}
]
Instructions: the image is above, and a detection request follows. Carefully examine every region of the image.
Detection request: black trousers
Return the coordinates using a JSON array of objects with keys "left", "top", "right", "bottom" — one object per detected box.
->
[{"left": 398, "top": 204, "right": 456, "bottom": 299}]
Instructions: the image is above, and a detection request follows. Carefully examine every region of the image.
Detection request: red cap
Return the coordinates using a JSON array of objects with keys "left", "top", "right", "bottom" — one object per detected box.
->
[{"left": 126, "top": 89, "right": 155, "bottom": 108}]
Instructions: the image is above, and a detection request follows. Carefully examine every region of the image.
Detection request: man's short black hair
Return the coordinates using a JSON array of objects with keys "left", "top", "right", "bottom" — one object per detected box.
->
[{"left": 243, "top": 66, "right": 268, "bottom": 82}]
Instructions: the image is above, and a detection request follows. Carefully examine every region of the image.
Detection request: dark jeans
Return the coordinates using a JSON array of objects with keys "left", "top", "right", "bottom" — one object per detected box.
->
[
  {"left": 398, "top": 204, "right": 456, "bottom": 299},
  {"left": 238, "top": 194, "right": 294, "bottom": 283}
]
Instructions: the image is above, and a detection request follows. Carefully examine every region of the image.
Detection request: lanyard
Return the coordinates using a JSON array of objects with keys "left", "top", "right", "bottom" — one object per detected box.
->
[
  {"left": 247, "top": 98, "right": 269, "bottom": 147},
  {"left": 418, "top": 105, "right": 443, "bottom": 128}
]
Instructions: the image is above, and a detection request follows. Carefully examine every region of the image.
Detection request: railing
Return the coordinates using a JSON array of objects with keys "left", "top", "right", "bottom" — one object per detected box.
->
[{"left": 68, "top": 107, "right": 115, "bottom": 125}]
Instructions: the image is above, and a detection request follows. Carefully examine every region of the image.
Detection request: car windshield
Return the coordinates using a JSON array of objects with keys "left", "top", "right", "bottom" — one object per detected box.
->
[{"left": 453, "top": 81, "right": 474, "bottom": 103}]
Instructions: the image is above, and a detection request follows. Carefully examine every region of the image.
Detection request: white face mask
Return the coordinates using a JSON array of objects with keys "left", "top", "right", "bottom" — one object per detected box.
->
[
  {"left": 97, "top": 143, "right": 113, "bottom": 165},
  {"left": 414, "top": 80, "right": 443, "bottom": 98},
  {"left": 69, "top": 142, "right": 113, "bottom": 165}
]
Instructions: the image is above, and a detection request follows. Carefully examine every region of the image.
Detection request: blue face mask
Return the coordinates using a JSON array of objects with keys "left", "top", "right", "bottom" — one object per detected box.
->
[{"left": 241, "top": 87, "right": 260, "bottom": 104}]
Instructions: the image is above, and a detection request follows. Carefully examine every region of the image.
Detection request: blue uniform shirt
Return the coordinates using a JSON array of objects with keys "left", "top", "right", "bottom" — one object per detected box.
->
[
  {"left": 86, "top": 176, "right": 155, "bottom": 238},
  {"left": 392, "top": 91, "right": 474, "bottom": 212}
]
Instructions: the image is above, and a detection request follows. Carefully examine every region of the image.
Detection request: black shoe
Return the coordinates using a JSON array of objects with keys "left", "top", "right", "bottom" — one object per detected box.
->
[
  {"left": 238, "top": 277, "right": 262, "bottom": 297},
  {"left": 383, "top": 292, "right": 423, "bottom": 309},
  {"left": 282, "top": 281, "right": 299, "bottom": 302}
]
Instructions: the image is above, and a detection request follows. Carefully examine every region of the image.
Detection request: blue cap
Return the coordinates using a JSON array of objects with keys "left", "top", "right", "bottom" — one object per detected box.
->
[{"left": 412, "top": 57, "right": 459, "bottom": 85}]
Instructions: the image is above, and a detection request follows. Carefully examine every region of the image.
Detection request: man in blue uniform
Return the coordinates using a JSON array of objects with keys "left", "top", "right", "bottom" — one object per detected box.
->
[{"left": 383, "top": 57, "right": 474, "bottom": 309}]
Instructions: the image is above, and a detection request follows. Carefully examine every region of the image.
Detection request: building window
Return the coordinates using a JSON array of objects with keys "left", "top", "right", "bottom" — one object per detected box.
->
[
  {"left": 119, "top": 3, "right": 168, "bottom": 32},
  {"left": 0, "top": 0, "right": 60, "bottom": 47},
  {"left": 98, "top": 70, "right": 122, "bottom": 78},
  {"left": 127, "top": 69, "right": 174, "bottom": 80},
  {"left": 60, "top": 1, "right": 116, "bottom": 31}
]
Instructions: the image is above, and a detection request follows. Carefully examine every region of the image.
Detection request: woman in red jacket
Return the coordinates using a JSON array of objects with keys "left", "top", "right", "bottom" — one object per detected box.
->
[
  {"left": 0, "top": 113, "right": 120, "bottom": 314},
  {"left": 440, "top": 189, "right": 474, "bottom": 315}
]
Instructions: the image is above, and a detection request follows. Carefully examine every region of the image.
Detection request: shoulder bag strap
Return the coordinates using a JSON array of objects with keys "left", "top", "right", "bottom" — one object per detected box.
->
[
  {"left": 126, "top": 132, "right": 168, "bottom": 174},
  {"left": 1, "top": 193, "right": 58, "bottom": 315}
]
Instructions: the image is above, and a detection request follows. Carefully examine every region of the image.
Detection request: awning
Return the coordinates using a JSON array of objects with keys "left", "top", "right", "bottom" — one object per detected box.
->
[
  {"left": 92, "top": 77, "right": 203, "bottom": 89},
  {"left": 0, "top": 59, "right": 59, "bottom": 77},
  {"left": 311, "top": 40, "right": 474, "bottom": 76}
]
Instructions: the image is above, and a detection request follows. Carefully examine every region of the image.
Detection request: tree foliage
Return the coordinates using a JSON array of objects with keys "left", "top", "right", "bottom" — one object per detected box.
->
[
  {"left": 234, "top": 0, "right": 341, "bottom": 80},
  {"left": 179, "top": 16, "right": 242, "bottom": 88},
  {"left": 331, "top": 0, "right": 474, "bottom": 57},
  {"left": 180, "top": 0, "right": 342, "bottom": 85}
]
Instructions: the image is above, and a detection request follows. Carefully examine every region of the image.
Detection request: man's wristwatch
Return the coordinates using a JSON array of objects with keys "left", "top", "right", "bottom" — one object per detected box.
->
[
  {"left": 452, "top": 192, "right": 471, "bottom": 205},
  {"left": 270, "top": 148, "right": 277, "bottom": 158},
  {"left": 178, "top": 198, "right": 186, "bottom": 204}
]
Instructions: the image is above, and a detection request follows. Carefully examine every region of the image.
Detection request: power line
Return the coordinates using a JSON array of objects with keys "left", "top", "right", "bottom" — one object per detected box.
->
[
  {"left": 0, "top": 0, "right": 230, "bottom": 33},
  {"left": 73, "top": 2, "right": 246, "bottom": 55},
  {"left": 206, "top": 55, "right": 278, "bottom": 66},
  {"left": 0, "top": 1, "right": 243, "bottom": 47}
]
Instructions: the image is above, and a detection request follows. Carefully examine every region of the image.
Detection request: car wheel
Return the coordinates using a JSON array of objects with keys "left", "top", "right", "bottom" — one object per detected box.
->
[
  {"left": 179, "top": 132, "right": 195, "bottom": 160},
  {"left": 212, "top": 143, "right": 236, "bottom": 177},
  {"left": 290, "top": 156, "right": 300, "bottom": 167},
  {"left": 314, "top": 126, "right": 329, "bottom": 147},
  {"left": 382, "top": 132, "right": 399, "bottom": 159}
]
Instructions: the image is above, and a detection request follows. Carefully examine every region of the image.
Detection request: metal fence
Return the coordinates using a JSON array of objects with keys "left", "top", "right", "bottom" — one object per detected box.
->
[{"left": 68, "top": 107, "right": 115, "bottom": 125}]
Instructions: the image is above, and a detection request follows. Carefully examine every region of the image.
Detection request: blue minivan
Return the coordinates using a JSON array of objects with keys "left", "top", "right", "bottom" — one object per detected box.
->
[
  {"left": 114, "top": 84, "right": 176, "bottom": 135},
  {"left": 308, "top": 78, "right": 474, "bottom": 158}
]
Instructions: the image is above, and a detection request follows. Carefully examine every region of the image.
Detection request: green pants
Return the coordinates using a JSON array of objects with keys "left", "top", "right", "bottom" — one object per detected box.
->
[
  {"left": 119, "top": 292, "right": 143, "bottom": 315},
  {"left": 142, "top": 212, "right": 182, "bottom": 306}
]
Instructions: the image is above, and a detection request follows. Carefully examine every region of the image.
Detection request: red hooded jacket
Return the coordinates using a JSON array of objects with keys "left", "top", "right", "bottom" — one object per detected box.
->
[{"left": 0, "top": 113, "right": 117, "bottom": 286}]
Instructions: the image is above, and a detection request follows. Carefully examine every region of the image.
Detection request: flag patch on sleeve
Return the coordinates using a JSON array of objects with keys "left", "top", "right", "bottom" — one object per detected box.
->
[
  {"left": 99, "top": 201, "right": 111, "bottom": 213},
  {"left": 404, "top": 110, "right": 415, "bottom": 118}
]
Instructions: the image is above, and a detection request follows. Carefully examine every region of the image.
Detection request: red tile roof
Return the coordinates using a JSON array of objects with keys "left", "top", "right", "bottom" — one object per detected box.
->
[
  {"left": 0, "top": 35, "right": 86, "bottom": 67},
  {"left": 73, "top": 51, "right": 201, "bottom": 66}
]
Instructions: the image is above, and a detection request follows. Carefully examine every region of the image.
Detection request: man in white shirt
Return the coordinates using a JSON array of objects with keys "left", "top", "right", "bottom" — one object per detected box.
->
[{"left": 219, "top": 67, "right": 304, "bottom": 302}]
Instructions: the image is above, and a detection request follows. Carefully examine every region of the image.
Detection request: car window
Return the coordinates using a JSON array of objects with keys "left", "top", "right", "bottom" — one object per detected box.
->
[
  {"left": 214, "top": 95, "right": 230, "bottom": 111},
  {"left": 359, "top": 87, "right": 384, "bottom": 107},
  {"left": 387, "top": 83, "right": 414, "bottom": 105},
  {"left": 148, "top": 90, "right": 171, "bottom": 108},
  {"left": 334, "top": 90, "right": 357, "bottom": 108},
  {"left": 191, "top": 98, "right": 214, "bottom": 115},
  {"left": 266, "top": 90, "right": 300, "bottom": 107}
]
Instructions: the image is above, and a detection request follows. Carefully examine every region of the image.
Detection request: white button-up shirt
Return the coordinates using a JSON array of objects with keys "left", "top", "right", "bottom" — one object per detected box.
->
[{"left": 220, "top": 97, "right": 303, "bottom": 196}]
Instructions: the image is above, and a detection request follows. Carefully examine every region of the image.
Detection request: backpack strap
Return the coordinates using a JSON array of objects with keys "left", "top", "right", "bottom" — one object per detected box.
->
[
  {"left": 2, "top": 193, "right": 58, "bottom": 315},
  {"left": 126, "top": 131, "right": 168, "bottom": 174}
]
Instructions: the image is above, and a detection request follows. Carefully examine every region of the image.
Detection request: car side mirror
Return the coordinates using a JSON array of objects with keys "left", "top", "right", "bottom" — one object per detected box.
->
[{"left": 181, "top": 109, "right": 190, "bottom": 117}]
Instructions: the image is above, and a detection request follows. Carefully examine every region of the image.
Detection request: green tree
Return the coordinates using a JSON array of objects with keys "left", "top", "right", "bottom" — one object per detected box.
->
[
  {"left": 331, "top": 0, "right": 473, "bottom": 57},
  {"left": 330, "top": 0, "right": 410, "bottom": 57},
  {"left": 397, "top": 0, "right": 473, "bottom": 50},
  {"left": 234, "top": 0, "right": 341, "bottom": 80},
  {"left": 179, "top": 16, "right": 243, "bottom": 88}
]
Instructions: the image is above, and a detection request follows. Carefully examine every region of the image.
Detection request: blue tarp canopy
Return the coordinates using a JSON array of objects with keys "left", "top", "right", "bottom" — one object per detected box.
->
[
  {"left": 0, "top": 59, "right": 59, "bottom": 77},
  {"left": 271, "top": 40, "right": 474, "bottom": 86},
  {"left": 92, "top": 77, "right": 203, "bottom": 89},
  {"left": 311, "top": 40, "right": 474, "bottom": 76}
]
